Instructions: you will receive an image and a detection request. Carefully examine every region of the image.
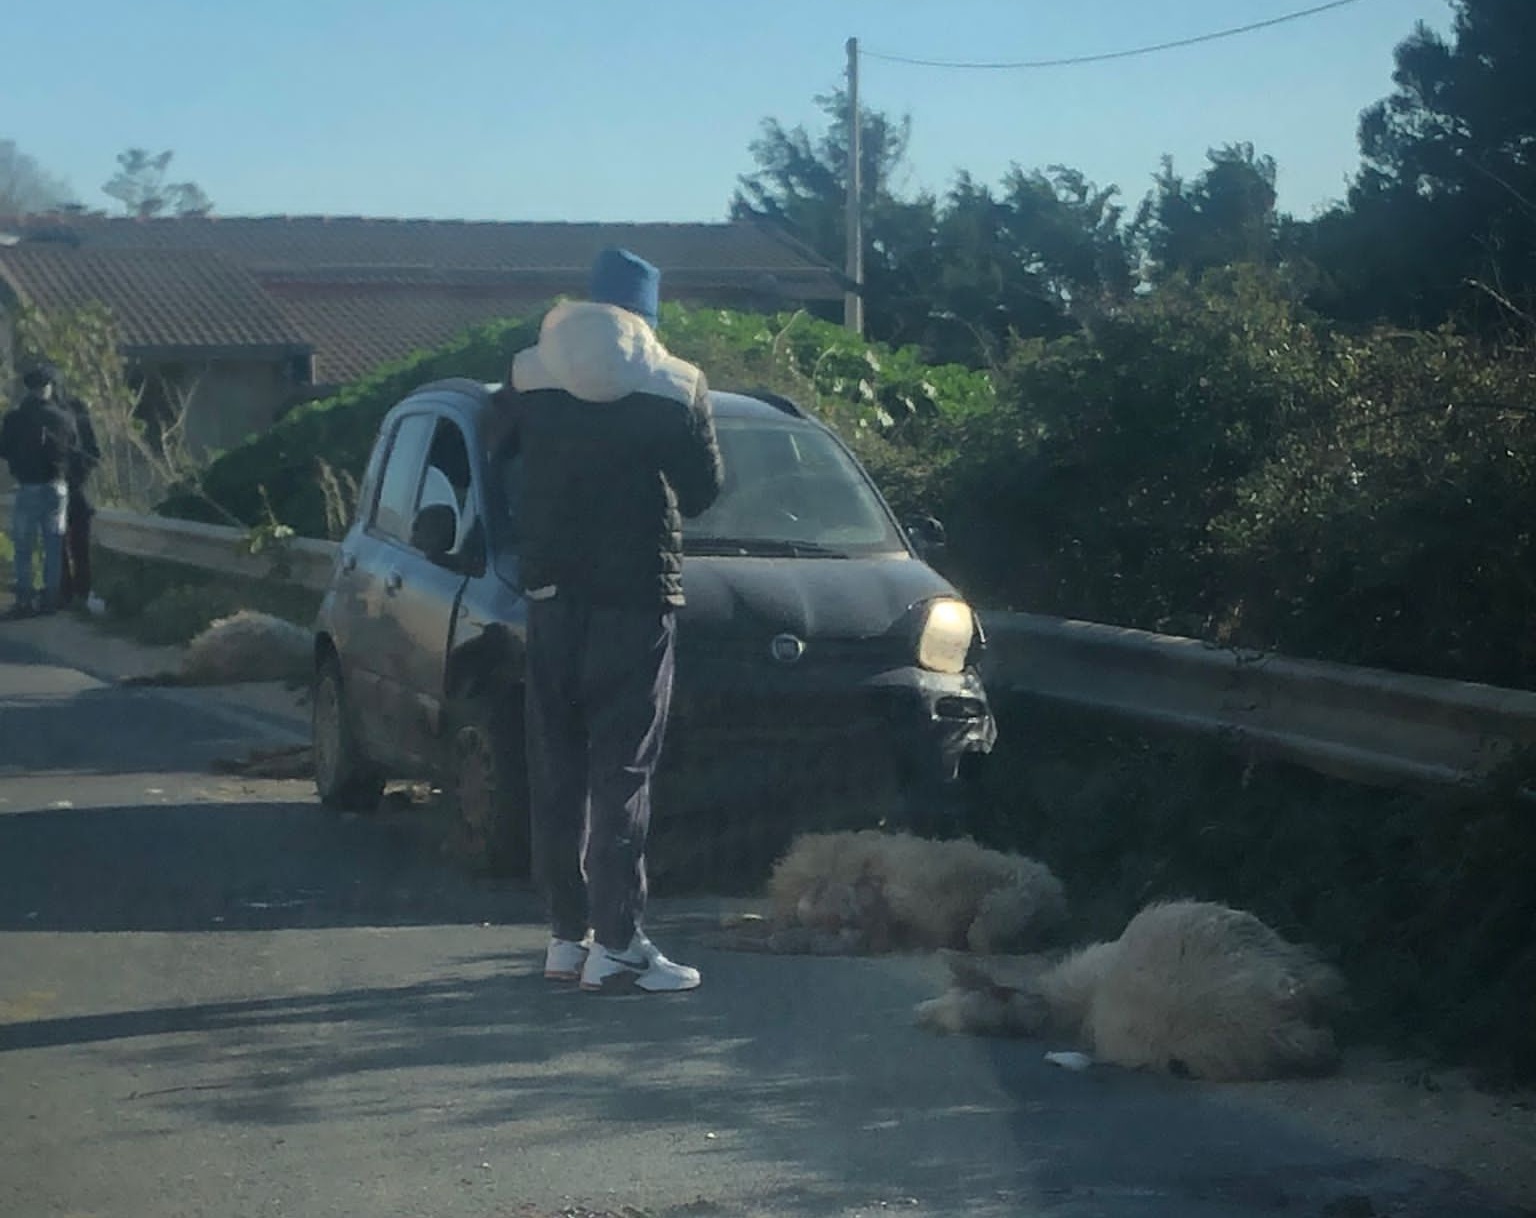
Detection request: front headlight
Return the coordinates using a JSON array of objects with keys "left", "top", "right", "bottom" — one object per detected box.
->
[{"left": 917, "top": 598, "right": 975, "bottom": 674}]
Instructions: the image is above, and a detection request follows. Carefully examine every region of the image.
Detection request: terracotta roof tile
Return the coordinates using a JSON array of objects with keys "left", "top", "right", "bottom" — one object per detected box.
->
[
  {"left": 0, "top": 246, "right": 311, "bottom": 354},
  {"left": 266, "top": 284, "right": 547, "bottom": 385},
  {"left": 0, "top": 215, "right": 838, "bottom": 282},
  {"left": 0, "top": 215, "right": 840, "bottom": 385}
]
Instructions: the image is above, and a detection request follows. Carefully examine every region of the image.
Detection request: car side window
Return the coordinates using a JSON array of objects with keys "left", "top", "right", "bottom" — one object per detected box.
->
[
  {"left": 416, "top": 419, "right": 476, "bottom": 551},
  {"left": 371, "top": 413, "right": 435, "bottom": 543}
]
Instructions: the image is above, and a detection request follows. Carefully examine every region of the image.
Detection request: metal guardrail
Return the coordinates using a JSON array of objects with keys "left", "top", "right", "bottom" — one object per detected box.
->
[
  {"left": 980, "top": 611, "right": 1536, "bottom": 791},
  {"left": 0, "top": 493, "right": 339, "bottom": 591},
  {"left": 91, "top": 507, "right": 339, "bottom": 592},
  {"left": 7, "top": 494, "right": 1534, "bottom": 790}
]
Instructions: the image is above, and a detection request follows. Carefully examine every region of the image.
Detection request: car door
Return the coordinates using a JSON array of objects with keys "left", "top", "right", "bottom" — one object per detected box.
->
[
  {"left": 339, "top": 410, "right": 436, "bottom": 759},
  {"left": 372, "top": 412, "right": 481, "bottom": 766}
]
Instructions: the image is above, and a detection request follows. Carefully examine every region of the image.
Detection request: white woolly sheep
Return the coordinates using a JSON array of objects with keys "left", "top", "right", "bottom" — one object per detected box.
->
[{"left": 916, "top": 899, "right": 1345, "bottom": 1082}]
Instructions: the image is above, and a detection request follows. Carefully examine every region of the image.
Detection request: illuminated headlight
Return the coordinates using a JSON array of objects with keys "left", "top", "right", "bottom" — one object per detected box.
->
[{"left": 917, "top": 598, "right": 975, "bottom": 674}]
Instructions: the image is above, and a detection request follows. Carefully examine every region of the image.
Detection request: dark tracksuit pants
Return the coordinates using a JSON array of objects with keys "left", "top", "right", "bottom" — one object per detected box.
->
[
  {"left": 525, "top": 596, "right": 676, "bottom": 951},
  {"left": 60, "top": 491, "right": 92, "bottom": 605}
]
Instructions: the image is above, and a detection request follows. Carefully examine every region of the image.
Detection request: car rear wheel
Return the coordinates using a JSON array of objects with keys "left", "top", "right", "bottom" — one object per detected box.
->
[
  {"left": 313, "top": 657, "right": 385, "bottom": 811},
  {"left": 446, "top": 693, "right": 530, "bottom": 876}
]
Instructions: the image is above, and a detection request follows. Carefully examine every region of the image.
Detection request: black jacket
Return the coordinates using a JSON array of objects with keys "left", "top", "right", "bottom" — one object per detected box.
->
[
  {"left": 0, "top": 393, "right": 79, "bottom": 486},
  {"left": 501, "top": 302, "right": 723, "bottom": 608},
  {"left": 64, "top": 398, "right": 102, "bottom": 494}
]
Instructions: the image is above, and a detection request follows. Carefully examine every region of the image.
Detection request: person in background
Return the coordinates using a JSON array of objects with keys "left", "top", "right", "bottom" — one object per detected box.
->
[
  {"left": 498, "top": 248, "right": 724, "bottom": 993},
  {"left": 58, "top": 387, "right": 101, "bottom": 609},
  {"left": 0, "top": 363, "right": 79, "bottom": 619}
]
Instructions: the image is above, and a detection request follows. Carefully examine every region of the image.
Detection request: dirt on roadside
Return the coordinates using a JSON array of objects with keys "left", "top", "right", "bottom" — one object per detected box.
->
[{"left": 1211, "top": 1048, "right": 1536, "bottom": 1211}]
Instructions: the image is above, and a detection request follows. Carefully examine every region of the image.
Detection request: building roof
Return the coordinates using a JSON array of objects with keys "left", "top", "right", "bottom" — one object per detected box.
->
[
  {"left": 0, "top": 214, "right": 840, "bottom": 385},
  {"left": 0, "top": 245, "right": 311, "bottom": 356},
  {"left": 266, "top": 283, "right": 545, "bottom": 385},
  {"left": 0, "top": 214, "right": 838, "bottom": 284}
]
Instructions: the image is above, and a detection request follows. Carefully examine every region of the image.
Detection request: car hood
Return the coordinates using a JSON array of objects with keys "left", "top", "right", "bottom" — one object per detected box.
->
[{"left": 678, "top": 554, "right": 956, "bottom": 640}]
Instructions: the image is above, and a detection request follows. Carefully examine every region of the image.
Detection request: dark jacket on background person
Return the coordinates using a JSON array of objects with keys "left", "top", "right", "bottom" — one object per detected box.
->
[
  {"left": 498, "top": 301, "right": 724, "bottom": 608},
  {"left": 63, "top": 397, "right": 102, "bottom": 507},
  {"left": 0, "top": 391, "right": 78, "bottom": 486}
]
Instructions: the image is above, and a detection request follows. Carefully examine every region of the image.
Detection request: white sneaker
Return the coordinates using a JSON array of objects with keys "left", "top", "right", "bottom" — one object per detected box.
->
[
  {"left": 580, "top": 932, "right": 701, "bottom": 993},
  {"left": 543, "top": 933, "right": 592, "bottom": 981}
]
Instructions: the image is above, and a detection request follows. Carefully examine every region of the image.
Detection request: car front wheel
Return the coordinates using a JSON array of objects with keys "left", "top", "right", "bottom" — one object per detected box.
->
[
  {"left": 313, "top": 656, "right": 386, "bottom": 811},
  {"left": 446, "top": 693, "right": 530, "bottom": 877}
]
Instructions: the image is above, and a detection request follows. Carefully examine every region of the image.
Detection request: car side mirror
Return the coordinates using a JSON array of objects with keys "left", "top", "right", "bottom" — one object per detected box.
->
[
  {"left": 905, "top": 514, "right": 947, "bottom": 556},
  {"left": 410, "top": 503, "right": 458, "bottom": 561}
]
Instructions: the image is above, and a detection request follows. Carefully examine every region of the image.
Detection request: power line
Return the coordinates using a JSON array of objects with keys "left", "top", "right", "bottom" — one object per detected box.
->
[{"left": 862, "top": 0, "right": 1366, "bottom": 70}]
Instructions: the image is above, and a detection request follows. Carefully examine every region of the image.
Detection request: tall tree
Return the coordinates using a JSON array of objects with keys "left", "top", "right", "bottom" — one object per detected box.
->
[
  {"left": 731, "top": 90, "right": 936, "bottom": 342},
  {"left": 732, "top": 94, "right": 1133, "bottom": 365},
  {"left": 1135, "top": 143, "right": 1279, "bottom": 283},
  {"left": 1303, "top": 0, "right": 1536, "bottom": 328},
  {"left": 103, "top": 148, "right": 213, "bottom": 218},
  {"left": 0, "top": 139, "right": 74, "bottom": 214},
  {"left": 999, "top": 165, "right": 1133, "bottom": 318},
  {"left": 920, "top": 167, "right": 1133, "bottom": 365},
  {"left": 732, "top": 90, "right": 912, "bottom": 268}
]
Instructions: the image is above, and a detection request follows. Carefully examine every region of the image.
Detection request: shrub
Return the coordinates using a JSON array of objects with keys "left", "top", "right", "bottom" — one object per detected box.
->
[
  {"left": 1209, "top": 326, "right": 1536, "bottom": 685},
  {"left": 160, "top": 315, "right": 543, "bottom": 538},
  {"left": 915, "top": 265, "right": 1536, "bottom": 687},
  {"left": 159, "top": 303, "right": 994, "bottom": 541}
]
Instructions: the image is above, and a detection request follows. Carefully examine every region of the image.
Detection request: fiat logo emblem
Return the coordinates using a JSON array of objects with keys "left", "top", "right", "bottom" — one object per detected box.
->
[{"left": 770, "top": 633, "right": 806, "bottom": 665}]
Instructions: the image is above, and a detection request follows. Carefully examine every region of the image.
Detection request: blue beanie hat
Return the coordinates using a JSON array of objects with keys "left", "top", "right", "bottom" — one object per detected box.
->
[{"left": 589, "top": 247, "right": 660, "bottom": 328}]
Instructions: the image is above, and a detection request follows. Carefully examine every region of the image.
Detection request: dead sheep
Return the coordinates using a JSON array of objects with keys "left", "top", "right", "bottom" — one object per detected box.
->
[
  {"left": 915, "top": 899, "right": 1346, "bottom": 1082},
  {"left": 179, "top": 610, "right": 312, "bottom": 685},
  {"left": 721, "top": 830, "right": 1068, "bottom": 955}
]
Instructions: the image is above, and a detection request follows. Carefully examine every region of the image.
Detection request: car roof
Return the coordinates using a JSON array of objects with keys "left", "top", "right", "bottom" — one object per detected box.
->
[{"left": 400, "top": 379, "right": 820, "bottom": 429}]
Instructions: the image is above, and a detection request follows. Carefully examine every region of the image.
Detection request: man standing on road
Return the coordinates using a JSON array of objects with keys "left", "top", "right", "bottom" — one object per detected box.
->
[
  {"left": 498, "top": 247, "right": 723, "bottom": 993},
  {"left": 0, "top": 363, "right": 79, "bottom": 619}
]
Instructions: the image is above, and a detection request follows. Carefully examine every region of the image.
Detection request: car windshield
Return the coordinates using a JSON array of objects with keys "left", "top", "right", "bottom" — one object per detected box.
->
[
  {"left": 682, "top": 418, "right": 905, "bottom": 557},
  {"left": 493, "top": 416, "right": 907, "bottom": 558}
]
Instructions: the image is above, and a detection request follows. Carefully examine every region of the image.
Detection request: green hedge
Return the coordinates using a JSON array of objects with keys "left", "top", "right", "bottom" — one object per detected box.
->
[
  {"left": 920, "top": 266, "right": 1536, "bottom": 688},
  {"left": 160, "top": 315, "right": 542, "bottom": 539},
  {"left": 160, "top": 303, "right": 993, "bottom": 542}
]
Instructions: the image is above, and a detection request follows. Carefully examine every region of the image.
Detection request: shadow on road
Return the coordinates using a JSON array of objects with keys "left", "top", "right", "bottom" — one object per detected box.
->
[
  {"left": 2, "top": 641, "right": 1530, "bottom": 1215},
  {"left": 4, "top": 939, "right": 1525, "bottom": 1217},
  {"left": 0, "top": 798, "right": 540, "bottom": 933},
  {"left": 0, "top": 684, "right": 278, "bottom": 777}
]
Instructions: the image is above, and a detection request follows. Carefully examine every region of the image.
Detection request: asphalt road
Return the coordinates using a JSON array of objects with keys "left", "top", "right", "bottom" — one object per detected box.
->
[{"left": 0, "top": 630, "right": 1529, "bottom": 1218}]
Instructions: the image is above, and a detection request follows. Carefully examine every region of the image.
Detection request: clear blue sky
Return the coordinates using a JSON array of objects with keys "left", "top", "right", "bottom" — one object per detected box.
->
[{"left": 5, "top": 0, "right": 1452, "bottom": 223}]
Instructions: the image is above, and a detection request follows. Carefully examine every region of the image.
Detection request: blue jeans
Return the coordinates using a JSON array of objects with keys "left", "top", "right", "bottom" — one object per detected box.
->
[{"left": 11, "top": 481, "right": 68, "bottom": 608}]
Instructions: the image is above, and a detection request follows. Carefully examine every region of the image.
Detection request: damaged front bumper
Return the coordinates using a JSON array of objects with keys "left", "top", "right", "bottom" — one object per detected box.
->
[{"left": 664, "top": 656, "right": 997, "bottom": 814}]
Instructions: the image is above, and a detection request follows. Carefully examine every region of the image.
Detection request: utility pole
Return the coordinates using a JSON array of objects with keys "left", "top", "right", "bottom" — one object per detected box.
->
[{"left": 844, "top": 35, "right": 864, "bottom": 337}]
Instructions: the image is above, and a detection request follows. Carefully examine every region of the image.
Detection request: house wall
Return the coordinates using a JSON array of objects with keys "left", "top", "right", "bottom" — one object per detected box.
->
[
  {"left": 186, "top": 360, "right": 295, "bottom": 456},
  {"left": 141, "top": 358, "right": 295, "bottom": 458}
]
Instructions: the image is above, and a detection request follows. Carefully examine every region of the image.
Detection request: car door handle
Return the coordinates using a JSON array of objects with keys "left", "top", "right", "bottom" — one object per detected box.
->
[{"left": 384, "top": 570, "right": 403, "bottom": 594}]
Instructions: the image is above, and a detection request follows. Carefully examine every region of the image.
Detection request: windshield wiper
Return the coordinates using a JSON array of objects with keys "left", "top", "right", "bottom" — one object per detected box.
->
[{"left": 685, "top": 536, "right": 849, "bottom": 558}]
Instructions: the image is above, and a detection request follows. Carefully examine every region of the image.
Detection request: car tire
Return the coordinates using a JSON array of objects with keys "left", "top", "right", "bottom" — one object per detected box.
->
[
  {"left": 446, "top": 693, "right": 530, "bottom": 877},
  {"left": 313, "top": 656, "right": 386, "bottom": 811}
]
